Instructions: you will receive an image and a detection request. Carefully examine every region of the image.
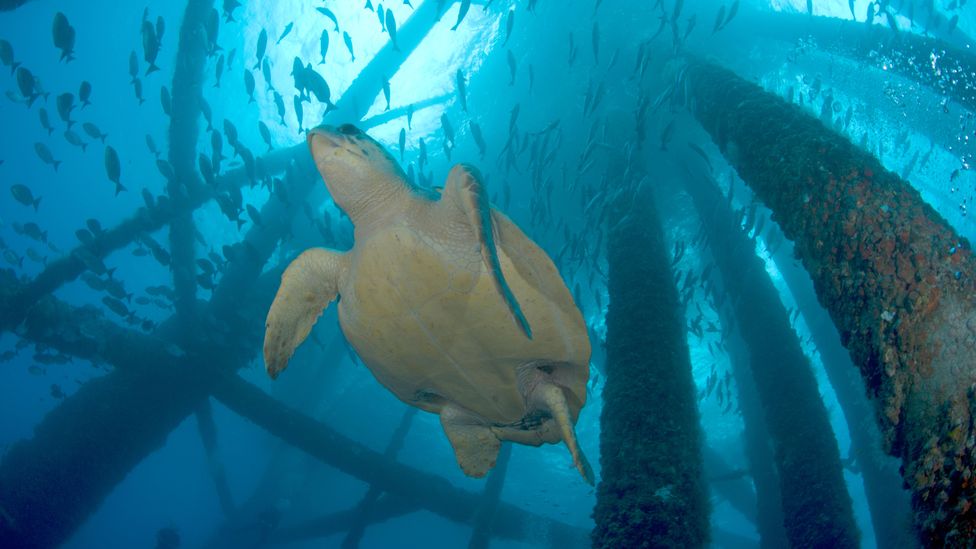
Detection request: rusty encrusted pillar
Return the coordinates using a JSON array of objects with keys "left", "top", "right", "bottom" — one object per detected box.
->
[
  {"left": 680, "top": 56, "right": 976, "bottom": 543},
  {"left": 167, "top": 0, "right": 214, "bottom": 326},
  {"left": 679, "top": 169, "right": 859, "bottom": 547},
  {"left": 591, "top": 184, "right": 709, "bottom": 548}
]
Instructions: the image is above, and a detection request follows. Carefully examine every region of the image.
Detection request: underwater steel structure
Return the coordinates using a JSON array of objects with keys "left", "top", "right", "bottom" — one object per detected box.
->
[
  {"left": 592, "top": 180, "right": 709, "bottom": 547},
  {"left": 682, "top": 56, "right": 976, "bottom": 544},
  {"left": 679, "top": 170, "right": 860, "bottom": 547}
]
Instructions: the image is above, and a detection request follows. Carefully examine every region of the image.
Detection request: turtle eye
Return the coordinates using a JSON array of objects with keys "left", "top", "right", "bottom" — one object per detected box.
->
[{"left": 338, "top": 124, "right": 362, "bottom": 136}]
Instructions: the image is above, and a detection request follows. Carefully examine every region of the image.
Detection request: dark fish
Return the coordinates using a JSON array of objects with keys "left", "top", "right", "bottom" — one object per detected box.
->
[
  {"left": 157, "top": 159, "right": 175, "bottom": 182},
  {"left": 504, "top": 9, "right": 514, "bottom": 45},
  {"left": 383, "top": 79, "right": 391, "bottom": 110},
  {"left": 16, "top": 66, "right": 38, "bottom": 106},
  {"left": 398, "top": 127, "right": 406, "bottom": 161},
  {"left": 318, "top": 29, "right": 330, "bottom": 64},
  {"left": 293, "top": 94, "right": 304, "bottom": 132},
  {"left": 262, "top": 57, "right": 273, "bottom": 91},
  {"left": 386, "top": 9, "right": 400, "bottom": 51},
  {"left": 246, "top": 203, "right": 264, "bottom": 227},
  {"left": 214, "top": 53, "right": 225, "bottom": 87},
  {"left": 102, "top": 296, "right": 131, "bottom": 318},
  {"left": 441, "top": 113, "right": 454, "bottom": 145},
  {"left": 133, "top": 77, "right": 145, "bottom": 105},
  {"left": 146, "top": 134, "right": 160, "bottom": 158},
  {"left": 206, "top": 8, "right": 221, "bottom": 56},
  {"left": 258, "top": 121, "right": 273, "bottom": 151},
  {"left": 274, "top": 91, "right": 286, "bottom": 125},
  {"left": 104, "top": 146, "right": 125, "bottom": 195},
  {"left": 343, "top": 31, "right": 355, "bottom": 61},
  {"left": 0, "top": 39, "right": 20, "bottom": 74},
  {"left": 223, "top": 0, "right": 241, "bottom": 22},
  {"left": 129, "top": 51, "right": 139, "bottom": 84},
  {"left": 456, "top": 69, "right": 467, "bottom": 111},
  {"left": 254, "top": 28, "right": 267, "bottom": 70},
  {"left": 79, "top": 81, "right": 92, "bottom": 108},
  {"left": 52, "top": 12, "right": 76, "bottom": 63},
  {"left": 142, "top": 19, "right": 160, "bottom": 74},
  {"left": 713, "top": 6, "right": 726, "bottom": 33},
  {"left": 316, "top": 7, "right": 341, "bottom": 32},
  {"left": 38, "top": 108, "right": 54, "bottom": 135},
  {"left": 725, "top": 0, "right": 739, "bottom": 27},
  {"left": 244, "top": 68, "right": 255, "bottom": 103},
  {"left": 507, "top": 49, "right": 516, "bottom": 85},
  {"left": 56, "top": 92, "right": 75, "bottom": 129},
  {"left": 452, "top": 0, "right": 471, "bottom": 30},
  {"left": 406, "top": 103, "right": 414, "bottom": 129},
  {"left": 11, "top": 184, "right": 41, "bottom": 211},
  {"left": 470, "top": 121, "right": 486, "bottom": 158},
  {"left": 303, "top": 63, "right": 334, "bottom": 107},
  {"left": 201, "top": 98, "right": 214, "bottom": 132},
  {"left": 34, "top": 142, "right": 60, "bottom": 172},
  {"left": 277, "top": 22, "right": 294, "bottom": 45},
  {"left": 377, "top": 2, "right": 387, "bottom": 32},
  {"left": 160, "top": 86, "right": 171, "bottom": 116},
  {"left": 223, "top": 119, "right": 239, "bottom": 149},
  {"left": 64, "top": 129, "right": 87, "bottom": 152}
]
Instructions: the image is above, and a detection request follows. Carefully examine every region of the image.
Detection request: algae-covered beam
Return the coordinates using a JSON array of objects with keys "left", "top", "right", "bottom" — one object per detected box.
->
[
  {"left": 766, "top": 221, "right": 913, "bottom": 545},
  {"left": 679, "top": 167, "right": 859, "bottom": 547},
  {"left": 468, "top": 443, "right": 513, "bottom": 549},
  {"left": 681, "top": 56, "right": 976, "bottom": 543},
  {"left": 591, "top": 181, "right": 709, "bottom": 548},
  {"left": 195, "top": 399, "right": 236, "bottom": 517},
  {"left": 166, "top": 0, "right": 214, "bottom": 327},
  {"left": 211, "top": 374, "right": 590, "bottom": 547}
]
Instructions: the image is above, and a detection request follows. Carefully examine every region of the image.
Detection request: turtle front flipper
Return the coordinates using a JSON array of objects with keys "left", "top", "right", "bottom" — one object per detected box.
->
[
  {"left": 264, "top": 248, "right": 346, "bottom": 379},
  {"left": 440, "top": 402, "right": 502, "bottom": 478},
  {"left": 444, "top": 163, "right": 532, "bottom": 339}
]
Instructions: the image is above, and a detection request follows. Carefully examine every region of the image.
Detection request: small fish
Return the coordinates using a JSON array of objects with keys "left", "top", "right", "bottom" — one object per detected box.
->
[
  {"left": 156, "top": 15, "right": 166, "bottom": 43},
  {"left": 254, "top": 28, "right": 267, "bottom": 70},
  {"left": 79, "top": 81, "right": 92, "bottom": 108},
  {"left": 214, "top": 54, "right": 225, "bottom": 87},
  {"left": 11, "top": 184, "right": 41, "bottom": 211},
  {"left": 507, "top": 49, "right": 516, "bottom": 85},
  {"left": 146, "top": 134, "right": 160, "bottom": 158},
  {"left": 262, "top": 57, "right": 273, "bottom": 91},
  {"left": 293, "top": 94, "right": 304, "bottom": 132},
  {"left": 0, "top": 39, "right": 20, "bottom": 74},
  {"left": 452, "top": 0, "right": 471, "bottom": 30},
  {"left": 274, "top": 91, "right": 286, "bottom": 125},
  {"left": 133, "top": 77, "right": 145, "bottom": 105},
  {"left": 725, "top": 0, "right": 739, "bottom": 27},
  {"left": 343, "top": 31, "right": 355, "bottom": 61},
  {"left": 660, "top": 118, "right": 675, "bottom": 151},
  {"left": 470, "top": 121, "right": 486, "bottom": 158},
  {"left": 129, "top": 51, "right": 139, "bottom": 84},
  {"left": 316, "top": 7, "right": 341, "bottom": 32},
  {"left": 318, "top": 29, "right": 330, "bottom": 64},
  {"left": 441, "top": 113, "right": 455, "bottom": 145},
  {"left": 398, "top": 127, "right": 406, "bottom": 161},
  {"left": 223, "top": 0, "right": 241, "bottom": 22},
  {"left": 104, "top": 145, "right": 126, "bottom": 195},
  {"left": 258, "top": 120, "right": 273, "bottom": 151},
  {"left": 52, "top": 12, "right": 76, "bottom": 62},
  {"left": 38, "top": 108, "right": 54, "bottom": 135},
  {"left": 277, "top": 22, "right": 294, "bottom": 45},
  {"left": 64, "top": 129, "right": 87, "bottom": 152},
  {"left": 198, "top": 153, "right": 215, "bottom": 186},
  {"left": 142, "top": 19, "right": 160, "bottom": 74},
  {"left": 244, "top": 68, "right": 255, "bottom": 103},
  {"left": 160, "top": 86, "right": 171, "bottom": 116},
  {"left": 406, "top": 103, "right": 414, "bottom": 129},
  {"left": 504, "top": 9, "right": 514, "bottom": 45},
  {"left": 456, "top": 70, "right": 467, "bottom": 111},
  {"left": 713, "top": 6, "right": 726, "bottom": 33},
  {"left": 16, "top": 66, "right": 38, "bottom": 105},
  {"left": 246, "top": 203, "right": 264, "bottom": 227},
  {"left": 34, "top": 142, "right": 61, "bottom": 172},
  {"left": 386, "top": 9, "right": 400, "bottom": 51},
  {"left": 56, "top": 92, "right": 75, "bottom": 129},
  {"left": 383, "top": 79, "right": 391, "bottom": 110},
  {"left": 201, "top": 98, "right": 214, "bottom": 132}
]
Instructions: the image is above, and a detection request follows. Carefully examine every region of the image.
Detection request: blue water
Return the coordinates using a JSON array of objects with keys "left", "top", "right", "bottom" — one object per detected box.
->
[{"left": 1, "top": 0, "right": 974, "bottom": 547}]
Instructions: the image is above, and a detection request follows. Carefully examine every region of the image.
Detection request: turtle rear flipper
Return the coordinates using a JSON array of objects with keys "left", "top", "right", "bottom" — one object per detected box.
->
[
  {"left": 264, "top": 248, "right": 346, "bottom": 379},
  {"left": 440, "top": 402, "right": 502, "bottom": 478},
  {"left": 444, "top": 163, "right": 532, "bottom": 339}
]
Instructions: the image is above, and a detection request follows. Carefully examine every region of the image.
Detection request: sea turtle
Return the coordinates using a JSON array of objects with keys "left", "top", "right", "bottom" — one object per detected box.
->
[{"left": 264, "top": 124, "right": 593, "bottom": 483}]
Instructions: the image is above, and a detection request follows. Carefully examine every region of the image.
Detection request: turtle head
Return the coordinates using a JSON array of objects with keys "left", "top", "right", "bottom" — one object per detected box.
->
[{"left": 308, "top": 124, "right": 408, "bottom": 228}]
